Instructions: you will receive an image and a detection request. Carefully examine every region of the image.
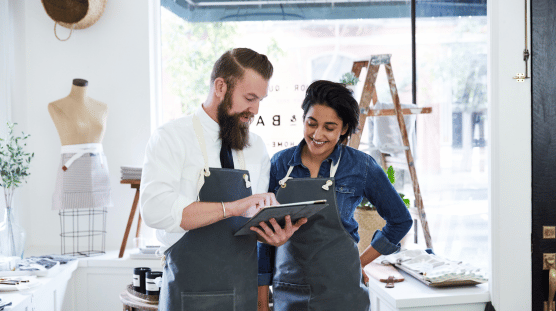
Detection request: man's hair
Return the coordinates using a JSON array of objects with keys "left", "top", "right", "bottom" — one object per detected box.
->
[
  {"left": 210, "top": 48, "right": 274, "bottom": 91},
  {"left": 301, "top": 80, "right": 360, "bottom": 144}
]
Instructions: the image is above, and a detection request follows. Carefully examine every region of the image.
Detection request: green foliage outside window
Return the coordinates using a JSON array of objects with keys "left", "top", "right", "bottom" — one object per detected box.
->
[
  {"left": 162, "top": 12, "right": 286, "bottom": 116},
  {"left": 163, "top": 17, "right": 239, "bottom": 115}
]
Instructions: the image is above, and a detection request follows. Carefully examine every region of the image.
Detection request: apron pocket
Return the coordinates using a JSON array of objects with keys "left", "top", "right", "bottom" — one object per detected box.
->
[
  {"left": 273, "top": 281, "right": 311, "bottom": 311},
  {"left": 181, "top": 290, "right": 235, "bottom": 311}
]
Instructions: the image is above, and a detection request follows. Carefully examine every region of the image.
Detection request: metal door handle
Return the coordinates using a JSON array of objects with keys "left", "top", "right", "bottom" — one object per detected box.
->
[{"left": 547, "top": 257, "right": 556, "bottom": 311}]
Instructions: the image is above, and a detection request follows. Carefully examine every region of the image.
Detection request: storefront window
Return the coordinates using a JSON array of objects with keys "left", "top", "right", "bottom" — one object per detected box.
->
[{"left": 160, "top": 7, "right": 488, "bottom": 271}]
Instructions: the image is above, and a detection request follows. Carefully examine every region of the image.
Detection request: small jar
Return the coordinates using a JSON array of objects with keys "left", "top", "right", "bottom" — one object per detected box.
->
[
  {"left": 146, "top": 271, "right": 163, "bottom": 296},
  {"left": 133, "top": 267, "right": 151, "bottom": 294}
]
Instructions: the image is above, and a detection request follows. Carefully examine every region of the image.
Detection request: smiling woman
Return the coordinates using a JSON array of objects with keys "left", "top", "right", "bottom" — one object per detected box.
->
[{"left": 257, "top": 80, "right": 413, "bottom": 310}]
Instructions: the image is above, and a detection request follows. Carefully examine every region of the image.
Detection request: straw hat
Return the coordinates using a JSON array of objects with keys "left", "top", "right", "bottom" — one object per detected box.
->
[{"left": 42, "top": 0, "right": 107, "bottom": 41}]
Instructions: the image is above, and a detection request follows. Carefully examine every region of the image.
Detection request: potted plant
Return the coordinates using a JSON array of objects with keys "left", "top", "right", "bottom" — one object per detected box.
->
[
  {"left": 354, "top": 165, "right": 410, "bottom": 254},
  {"left": 339, "top": 72, "right": 360, "bottom": 92},
  {"left": 0, "top": 122, "right": 34, "bottom": 259}
]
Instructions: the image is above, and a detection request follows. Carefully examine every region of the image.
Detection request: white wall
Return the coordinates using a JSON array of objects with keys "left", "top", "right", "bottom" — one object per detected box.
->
[
  {"left": 0, "top": 0, "right": 13, "bottom": 131},
  {"left": 10, "top": 0, "right": 153, "bottom": 251},
  {"left": 489, "top": 0, "right": 532, "bottom": 309}
]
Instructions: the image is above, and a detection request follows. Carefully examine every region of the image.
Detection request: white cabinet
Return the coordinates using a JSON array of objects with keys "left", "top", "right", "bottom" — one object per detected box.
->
[
  {"left": 1, "top": 250, "right": 161, "bottom": 311},
  {"left": 73, "top": 252, "right": 161, "bottom": 311},
  {"left": 1, "top": 260, "right": 77, "bottom": 311},
  {"left": 3, "top": 251, "right": 490, "bottom": 311},
  {"left": 367, "top": 269, "right": 490, "bottom": 311}
]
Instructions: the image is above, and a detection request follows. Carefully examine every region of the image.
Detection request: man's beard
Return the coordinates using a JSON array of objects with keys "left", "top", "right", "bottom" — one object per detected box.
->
[{"left": 217, "top": 90, "right": 253, "bottom": 150}]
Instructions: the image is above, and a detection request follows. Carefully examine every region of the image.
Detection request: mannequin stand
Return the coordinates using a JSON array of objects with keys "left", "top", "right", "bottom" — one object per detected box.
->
[{"left": 59, "top": 207, "right": 107, "bottom": 257}]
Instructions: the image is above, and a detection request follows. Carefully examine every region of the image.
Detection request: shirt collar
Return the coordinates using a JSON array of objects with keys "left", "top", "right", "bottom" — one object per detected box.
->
[
  {"left": 195, "top": 105, "right": 220, "bottom": 143},
  {"left": 288, "top": 139, "right": 343, "bottom": 167}
]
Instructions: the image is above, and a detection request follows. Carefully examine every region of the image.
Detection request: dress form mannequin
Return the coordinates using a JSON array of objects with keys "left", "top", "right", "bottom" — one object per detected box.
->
[
  {"left": 48, "top": 79, "right": 108, "bottom": 146},
  {"left": 49, "top": 79, "right": 111, "bottom": 257}
]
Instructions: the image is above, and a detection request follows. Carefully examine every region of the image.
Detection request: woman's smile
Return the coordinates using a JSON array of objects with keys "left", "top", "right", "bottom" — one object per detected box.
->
[{"left": 311, "top": 137, "right": 327, "bottom": 146}]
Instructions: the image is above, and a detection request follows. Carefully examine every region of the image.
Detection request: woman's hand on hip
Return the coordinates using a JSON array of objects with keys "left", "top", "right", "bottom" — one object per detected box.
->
[{"left": 251, "top": 215, "right": 307, "bottom": 247}]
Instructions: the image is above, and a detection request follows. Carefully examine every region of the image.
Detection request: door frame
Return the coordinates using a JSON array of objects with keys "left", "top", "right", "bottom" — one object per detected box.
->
[{"left": 489, "top": 0, "right": 532, "bottom": 309}]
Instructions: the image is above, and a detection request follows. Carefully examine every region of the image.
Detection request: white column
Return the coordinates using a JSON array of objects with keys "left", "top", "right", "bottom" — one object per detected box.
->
[{"left": 489, "top": 0, "right": 532, "bottom": 309}]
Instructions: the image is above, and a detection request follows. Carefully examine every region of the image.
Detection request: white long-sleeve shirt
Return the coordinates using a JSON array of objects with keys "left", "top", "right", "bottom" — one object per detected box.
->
[{"left": 140, "top": 106, "right": 270, "bottom": 250}]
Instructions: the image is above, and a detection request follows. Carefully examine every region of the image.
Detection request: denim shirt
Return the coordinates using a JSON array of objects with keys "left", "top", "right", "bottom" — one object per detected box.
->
[{"left": 257, "top": 141, "right": 413, "bottom": 286}]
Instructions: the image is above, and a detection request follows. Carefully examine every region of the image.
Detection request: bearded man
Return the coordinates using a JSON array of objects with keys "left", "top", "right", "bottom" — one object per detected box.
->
[{"left": 140, "top": 48, "right": 306, "bottom": 311}]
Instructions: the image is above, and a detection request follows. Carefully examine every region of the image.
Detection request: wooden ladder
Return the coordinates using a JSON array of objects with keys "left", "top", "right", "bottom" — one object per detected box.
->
[{"left": 348, "top": 54, "right": 434, "bottom": 249}]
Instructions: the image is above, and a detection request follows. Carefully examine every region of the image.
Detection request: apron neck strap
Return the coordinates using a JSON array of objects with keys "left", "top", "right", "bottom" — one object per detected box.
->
[
  {"left": 192, "top": 115, "right": 246, "bottom": 171},
  {"left": 278, "top": 149, "right": 342, "bottom": 186},
  {"left": 193, "top": 115, "right": 211, "bottom": 176},
  {"left": 330, "top": 150, "right": 341, "bottom": 177}
]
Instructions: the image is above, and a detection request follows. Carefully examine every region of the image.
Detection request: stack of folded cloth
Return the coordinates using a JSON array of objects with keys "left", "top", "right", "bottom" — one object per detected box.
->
[
  {"left": 379, "top": 249, "right": 487, "bottom": 284},
  {"left": 121, "top": 166, "right": 143, "bottom": 180}
]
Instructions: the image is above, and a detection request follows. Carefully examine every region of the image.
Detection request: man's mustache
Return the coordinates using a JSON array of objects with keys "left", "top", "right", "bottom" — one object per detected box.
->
[{"left": 233, "top": 111, "right": 255, "bottom": 123}]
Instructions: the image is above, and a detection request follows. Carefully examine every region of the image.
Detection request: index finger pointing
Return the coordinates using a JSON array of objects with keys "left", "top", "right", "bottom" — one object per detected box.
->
[{"left": 270, "top": 194, "right": 279, "bottom": 206}]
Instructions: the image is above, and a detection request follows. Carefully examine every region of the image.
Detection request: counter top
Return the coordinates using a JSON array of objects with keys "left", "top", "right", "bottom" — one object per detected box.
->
[
  {"left": 365, "top": 264, "right": 490, "bottom": 309},
  {"left": 0, "top": 260, "right": 78, "bottom": 311}
]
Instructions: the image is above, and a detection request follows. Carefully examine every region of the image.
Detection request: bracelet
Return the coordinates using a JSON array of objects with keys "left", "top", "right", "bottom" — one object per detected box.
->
[{"left": 221, "top": 202, "right": 227, "bottom": 219}]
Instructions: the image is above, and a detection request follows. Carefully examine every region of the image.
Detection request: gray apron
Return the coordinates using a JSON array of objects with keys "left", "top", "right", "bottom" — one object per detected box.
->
[
  {"left": 158, "top": 116, "right": 257, "bottom": 311},
  {"left": 273, "top": 154, "right": 370, "bottom": 311}
]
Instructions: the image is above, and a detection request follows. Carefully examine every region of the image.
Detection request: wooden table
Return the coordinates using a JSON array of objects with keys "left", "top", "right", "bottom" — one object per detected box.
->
[
  {"left": 119, "top": 291, "right": 158, "bottom": 311},
  {"left": 119, "top": 179, "right": 142, "bottom": 258}
]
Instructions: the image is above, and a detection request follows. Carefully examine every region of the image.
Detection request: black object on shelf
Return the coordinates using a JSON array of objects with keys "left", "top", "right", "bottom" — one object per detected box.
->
[
  {"left": 133, "top": 267, "right": 151, "bottom": 294},
  {"left": 146, "top": 271, "right": 163, "bottom": 296}
]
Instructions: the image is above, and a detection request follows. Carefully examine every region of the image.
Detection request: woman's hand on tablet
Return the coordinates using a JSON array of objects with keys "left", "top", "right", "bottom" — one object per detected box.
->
[{"left": 251, "top": 215, "right": 307, "bottom": 246}]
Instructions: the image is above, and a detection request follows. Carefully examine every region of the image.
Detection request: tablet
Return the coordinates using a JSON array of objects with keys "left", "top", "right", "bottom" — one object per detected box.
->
[{"left": 234, "top": 200, "right": 328, "bottom": 236}]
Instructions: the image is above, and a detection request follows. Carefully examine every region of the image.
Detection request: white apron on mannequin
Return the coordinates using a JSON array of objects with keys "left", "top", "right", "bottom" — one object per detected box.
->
[{"left": 52, "top": 143, "right": 112, "bottom": 210}]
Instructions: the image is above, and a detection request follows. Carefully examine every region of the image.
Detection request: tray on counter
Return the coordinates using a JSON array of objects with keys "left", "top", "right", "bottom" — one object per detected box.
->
[{"left": 395, "top": 264, "right": 486, "bottom": 288}]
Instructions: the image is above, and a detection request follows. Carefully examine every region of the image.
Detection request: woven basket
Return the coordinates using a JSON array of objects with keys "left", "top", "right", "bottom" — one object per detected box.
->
[
  {"left": 42, "top": 0, "right": 107, "bottom": 30},
  {"left": 42, "top": 0, "right": 107, "bottom": 41},
  {"left": 354, "top": 208, "right": 386, "bottom": 254}
]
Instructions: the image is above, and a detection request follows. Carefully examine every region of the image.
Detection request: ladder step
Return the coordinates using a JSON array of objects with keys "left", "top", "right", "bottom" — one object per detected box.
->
[
  {"left": 366, "top": 107, "right": 432, "bottom": 116},
  {"left": 370, "top": 54, "right": 392, "bottom": 65}
]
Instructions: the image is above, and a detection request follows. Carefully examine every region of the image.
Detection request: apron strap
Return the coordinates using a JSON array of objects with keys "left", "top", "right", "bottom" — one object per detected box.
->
[
  {"left": 278, "top": 166, "right": 295, "bottom": 187},
  {"left": 279, "top": 149, "right": 342, "bottom": 189},
  {"left": 61, "top": 144, "right": 104, "bottom": 171},
  {"left": 193, "top": 115, "right": 211, "bottom": 176},
  {"left": 62, "top": 152, "right": 86, "bottom": 171},
  {"left": 236, "top": 150, "right": 246, "bottom": 170},
  {"left": 193, "top": 115, "right": 211, "bottom": 200},
  {"left": 330, "top": 150, "right": 341, "bottom": 178}
]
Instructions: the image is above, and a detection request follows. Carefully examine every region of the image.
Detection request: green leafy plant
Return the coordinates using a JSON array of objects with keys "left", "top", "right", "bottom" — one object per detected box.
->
[
  {"left": 0, "top": 122, "right": 34, "bottom": 207},
  {"left": 358, "top": 166, "right": 410, "bottom": 210},
  {"left": 340, "top": 72, "right": 360, "bottom": 86}
]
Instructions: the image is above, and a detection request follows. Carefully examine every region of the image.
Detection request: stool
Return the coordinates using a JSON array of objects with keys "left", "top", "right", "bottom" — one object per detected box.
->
[{"left": 120, "top": 291, "right": 158, "bottom": 311}]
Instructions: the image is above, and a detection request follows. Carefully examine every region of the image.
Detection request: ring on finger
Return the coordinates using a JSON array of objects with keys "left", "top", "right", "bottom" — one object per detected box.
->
[{"left": 269, "top": 233, "right": 275, "bottom": 237}]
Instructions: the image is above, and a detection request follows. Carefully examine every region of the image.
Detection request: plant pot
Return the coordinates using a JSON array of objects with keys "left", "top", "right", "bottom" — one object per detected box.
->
[
  {"left": 354, "top": 207, "right": 386, "bottom": 254},
  {"left": 0, "top": 207, "right": 26, "bottom": 259}
]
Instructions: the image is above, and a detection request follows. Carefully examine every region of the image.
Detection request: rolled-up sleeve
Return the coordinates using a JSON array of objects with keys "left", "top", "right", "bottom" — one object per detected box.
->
[
  {"left": 364, "top": 156, "right": 413, "bottom": 255},
  {"left": 140, "top": 127, "right": 192, "bottom": 233}
]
